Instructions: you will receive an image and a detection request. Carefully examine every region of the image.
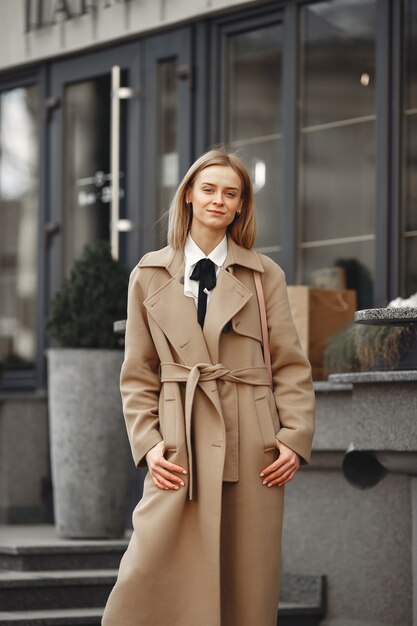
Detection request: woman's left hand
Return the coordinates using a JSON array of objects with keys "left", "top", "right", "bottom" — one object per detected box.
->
[{"left": 260, "top": 439, "right": 300, "bottom": 487}]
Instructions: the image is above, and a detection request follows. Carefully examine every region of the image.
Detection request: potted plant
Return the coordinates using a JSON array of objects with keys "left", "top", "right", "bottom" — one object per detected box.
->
[
  {"left": 46, "top": 240, "right": 132, "bottom": 538},
  {"left": 324, "top": 322, "right": 417, "bottom": 376}
]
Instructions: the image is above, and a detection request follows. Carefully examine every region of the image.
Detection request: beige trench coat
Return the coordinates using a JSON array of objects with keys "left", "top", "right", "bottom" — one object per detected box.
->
[{"left": 102, "top": 236, "right": 315, "bottom": 626}]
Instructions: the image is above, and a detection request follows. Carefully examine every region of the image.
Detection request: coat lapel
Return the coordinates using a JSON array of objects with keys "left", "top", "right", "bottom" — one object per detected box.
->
[
  {"left": 203, "top": 268, "right": 252, "bottom": 364},
  {"left": 141, "top": 237, "right": 265, "bottom": 366},
  {"left": 202, "top": 236, "right": 265, "bottom": 363},
  {"left": 142, "top": 249, "right": 223, "bottom": 421},
  {"left": 143, "top": 250, "right": 212, "bottom": 365}
]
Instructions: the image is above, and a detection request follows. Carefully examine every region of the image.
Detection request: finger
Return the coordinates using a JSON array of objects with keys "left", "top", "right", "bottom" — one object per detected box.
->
[
  {"left": 265, "top": 467, "right": 297, "bottom": 487},
  {"left": 275, "top": 458, "right": 299, "bottom": 478},
  {"left": 154, "top": 466, "right": 186, "bottom": 486},
  {"left": 152, "top": 459, "right": 186, "bottom": 484},
  {"left": 260, "top": 456, "right": 288, "bottom": 477},
  {"left": 153, "top": 477, "right": 170, "bottom": 490},
  {"left": 157, "top": 458, "right": 188, "bottom": 475},
  {"left": 152, "top": 473, "right": 180, "bottom": 490},
  {"left": 260, "top": 453, "right": 299, "bottom": 477}
]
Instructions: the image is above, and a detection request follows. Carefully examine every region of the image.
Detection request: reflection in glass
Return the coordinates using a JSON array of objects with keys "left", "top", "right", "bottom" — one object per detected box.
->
[
  {"left": 301, "top": 240, "right": 374, "bottom": 310},
  {"left": 300, "top": 123, "right": 375, "bottom": 242},
  {"left": 402, "top": 0, "right": 417, "bottom": 297},
  {"left": 300, "top": 2, "right": 376, "bottom": 127},
  {"left": 226, "top": 23, "right": 283, "bottom": 262},
  {"left": 0, "top": 85, "right": 39, "bottom": 373},
  {"left": 63, "top": 75, "right": 123, "bottom": 275},
  {"left": 157, "top": 60, "right": 178, "bottom": 246},
  {"left": 404, "top": 238, "right": 417, "bottom": 296},
  {"left": 299, "top": 0, "right": 376, "bottom": 307}
]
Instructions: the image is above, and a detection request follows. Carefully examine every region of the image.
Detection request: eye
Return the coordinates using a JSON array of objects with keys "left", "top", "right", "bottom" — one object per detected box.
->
[
  {"left": 203, "top": 187, "right": 213, "bottom": 193},
  {"left": 226, "top": 191, "right": 237, "bottom": 198}
]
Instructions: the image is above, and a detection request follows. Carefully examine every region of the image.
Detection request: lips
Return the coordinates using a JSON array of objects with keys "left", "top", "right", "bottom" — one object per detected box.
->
[{"left": 207, "top": 210, "right": 225, "bottom": 216}]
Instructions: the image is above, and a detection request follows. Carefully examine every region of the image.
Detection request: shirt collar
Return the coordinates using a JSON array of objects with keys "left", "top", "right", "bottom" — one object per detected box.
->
[{"left": 184, "top": 233, "right": 228, "bottom": 269}]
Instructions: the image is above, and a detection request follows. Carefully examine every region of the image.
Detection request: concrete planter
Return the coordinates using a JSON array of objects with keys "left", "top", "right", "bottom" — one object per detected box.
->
[{"left": 47, "top": 349, "right": 131, "bottom": 539}]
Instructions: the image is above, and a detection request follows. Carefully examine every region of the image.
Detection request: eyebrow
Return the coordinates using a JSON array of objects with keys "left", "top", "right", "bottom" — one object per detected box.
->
[{"left": 200, "top": 182, "right": 240, "bottom": 191}]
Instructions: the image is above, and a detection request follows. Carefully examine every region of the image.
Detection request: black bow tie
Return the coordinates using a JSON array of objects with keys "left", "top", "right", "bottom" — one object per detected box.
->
[{"left": 190, "top": 258, "right": 217, "bottom": 328}]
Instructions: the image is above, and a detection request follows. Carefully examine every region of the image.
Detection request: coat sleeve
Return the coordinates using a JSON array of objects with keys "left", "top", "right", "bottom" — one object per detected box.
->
[
  {"left": 120, "top": 265, "right": 163, "bottom": 468},
  {"left": 260, "top": 255, "right": 315, "bottom": 464}
]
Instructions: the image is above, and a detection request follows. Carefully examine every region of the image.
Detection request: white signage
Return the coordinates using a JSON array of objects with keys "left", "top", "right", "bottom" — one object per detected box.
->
[{"left": 25, "top": 0, "right": 131, "bottom": 32}]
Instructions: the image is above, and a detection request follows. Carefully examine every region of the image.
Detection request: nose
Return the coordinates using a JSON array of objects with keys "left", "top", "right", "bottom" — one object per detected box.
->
[{"left": 213, "top": 191, "right": 223, "bottom": 205}]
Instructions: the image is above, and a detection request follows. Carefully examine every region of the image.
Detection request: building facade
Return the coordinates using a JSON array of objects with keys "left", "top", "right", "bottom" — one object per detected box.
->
[
  {"left": 1, "top": 6, "right": 417, "bottom": 624},
  {"left": 0, "top": 0, "right": 416, "bottom": 389},
  {"left": 0, "top": 0, "right": 417, "bottom": 390}
]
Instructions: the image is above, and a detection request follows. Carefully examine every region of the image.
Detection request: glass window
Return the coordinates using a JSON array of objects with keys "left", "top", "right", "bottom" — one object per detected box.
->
[
  {"left": 63, "top": 74, "right": 126, "bottom": 275},
  {"left": 402, "top": 0, "right": 417, "bottom": 297},
  {"left": 225, "top": 23, "right": 283, "bottom": 263},
  {"left": 298, "top": 0, "right": 377, "bottom": 309},
  {"left": 0, "top": 85, "right": 39, "bottom": 374},
  {"left": 157, "top": 59, "right": 179, "bottom": 246}
]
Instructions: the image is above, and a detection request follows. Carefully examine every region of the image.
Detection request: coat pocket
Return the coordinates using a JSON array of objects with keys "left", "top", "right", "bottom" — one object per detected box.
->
[
  {"left": 254, "top": 389, "right": 278, "bottom": 452},
  {"left": 162, "top": 396, "right": 177, "bottom": 452}
]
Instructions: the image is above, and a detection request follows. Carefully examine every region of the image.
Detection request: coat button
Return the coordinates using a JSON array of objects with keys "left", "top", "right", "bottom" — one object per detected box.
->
[{"left": 180, "top": 276, "right": 185, "bottom": 284}]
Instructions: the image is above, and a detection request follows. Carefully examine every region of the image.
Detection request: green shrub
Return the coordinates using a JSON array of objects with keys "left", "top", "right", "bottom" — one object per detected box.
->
[{"left": 46, "top": 240, "right": 129, "bottom": 349}]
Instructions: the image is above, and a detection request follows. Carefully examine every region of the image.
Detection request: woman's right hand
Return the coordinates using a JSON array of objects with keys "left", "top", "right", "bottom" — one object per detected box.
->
[{"left": 145, "top": 441, "right": 188, "bottom": 490}]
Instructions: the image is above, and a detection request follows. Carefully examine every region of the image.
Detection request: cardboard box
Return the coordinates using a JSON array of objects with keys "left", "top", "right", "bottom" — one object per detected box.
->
[{"left": 287, "top": 286, "right": 357, "bottom": 380}]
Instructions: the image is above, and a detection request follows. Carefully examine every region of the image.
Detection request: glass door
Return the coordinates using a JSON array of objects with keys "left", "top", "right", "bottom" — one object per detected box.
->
[
  {"left": 297, "top": 0, "right": 377, "bottom": 308},
  {"left": 216, "top": 12, "right": 284, "bottom": 265},
  {"left": 48, "top": 43, "right": 140, "bottom": 296},
  {"left": 142, "top": 28, "right": 192, "bottom": 251}
]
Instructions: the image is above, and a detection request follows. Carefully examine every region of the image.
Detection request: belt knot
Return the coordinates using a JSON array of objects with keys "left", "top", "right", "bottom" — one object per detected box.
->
[{"left": 160, "top": 362, "right": 271, "bottom": 499}]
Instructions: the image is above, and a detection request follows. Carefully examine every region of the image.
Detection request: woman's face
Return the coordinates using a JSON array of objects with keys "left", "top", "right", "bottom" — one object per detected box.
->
[{"left": 186, "top": 165, "right": 243, "bottom": 237}]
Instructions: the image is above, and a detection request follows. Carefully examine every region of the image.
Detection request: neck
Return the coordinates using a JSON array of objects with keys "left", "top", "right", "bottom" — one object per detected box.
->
[{"left": 189, "top": 226, "right": 226, "bottom": 256}]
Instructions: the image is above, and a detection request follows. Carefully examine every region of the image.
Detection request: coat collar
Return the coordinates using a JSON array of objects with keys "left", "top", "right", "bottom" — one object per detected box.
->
[
  {"left": 138, "top": 235, "right": 265, "bottom": 276},
  {"left": 141, "top": 236, "right": 263, "bottom": 364}
]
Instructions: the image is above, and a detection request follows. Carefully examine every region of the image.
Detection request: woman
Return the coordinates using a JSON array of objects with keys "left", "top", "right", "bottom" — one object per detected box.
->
[{"left": 102, "top": 148, "right": 315, "bottom": 626}]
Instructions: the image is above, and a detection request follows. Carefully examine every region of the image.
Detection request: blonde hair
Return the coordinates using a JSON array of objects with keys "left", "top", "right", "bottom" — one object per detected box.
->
[{"left": 167, "top": 147, "right": 256, "bottom": 249}]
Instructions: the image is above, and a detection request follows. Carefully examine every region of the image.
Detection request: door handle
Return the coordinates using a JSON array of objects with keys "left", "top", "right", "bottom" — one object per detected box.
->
[
  {"left": 111, "top": 65, "right": 135, "bottom": 260},
  {"left": 176, "top": 64, "right": 193, "bottom": 89},
  {"left": 44, "top": 221, "right": 61, "bottom": 247}
]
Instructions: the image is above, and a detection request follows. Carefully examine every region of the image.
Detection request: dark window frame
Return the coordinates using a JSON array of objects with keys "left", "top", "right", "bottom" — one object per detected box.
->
[
  {"left": 212, "top": 4, "right": 287, "bottom": 268},
  {"left": 142, "top": 27, "right": 193, "bottom": 254},
  {"left": 0, "top": 0, "right": 409, "bottom": 390},
  {"left": 0, "top": 67, "right": 47, "bottom": 392},
  {"left": 390, "top": 0, "right": 403, "bottom": 299},
  {"left": 211, "top": 0, "right": 403, "bottom": 307}
]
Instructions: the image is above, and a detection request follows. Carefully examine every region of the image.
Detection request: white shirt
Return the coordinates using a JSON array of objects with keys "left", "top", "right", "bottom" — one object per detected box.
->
[{"left": 183, "top": 234, "right": 228, "bottom": 308}]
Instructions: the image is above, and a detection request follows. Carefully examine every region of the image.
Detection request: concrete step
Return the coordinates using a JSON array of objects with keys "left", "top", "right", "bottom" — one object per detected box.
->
[
  {"left": 0, "top": 574, "right": 325, "bottom": 625},
  {"left": 0, "top": 608, "right": 321, "bottom": 626},
  {"left": 0, "top": 543, "right": 127, "bottom": 572},
  {"left": 0, "top": 526, "right": 128, "bottom": 572},
  {"left": 0, "top": 608, "right": 102, "bottom": 626},
  {"left": 0, "top": 527, "right": 325, "bottom": 625},
  {"left": 279, "top": 619, "right": 323, "bottom": 626},
  {"left": 0, "top": 570, "right": 116, "bottom": 612},
  {"left": 279, "top": 573, "right": 326, "bottom": 626}
]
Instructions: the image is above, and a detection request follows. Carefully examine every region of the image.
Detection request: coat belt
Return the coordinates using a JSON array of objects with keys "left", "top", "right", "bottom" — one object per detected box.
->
[{"left": 159, "top": 362, "right": 271, "bottom": 500}]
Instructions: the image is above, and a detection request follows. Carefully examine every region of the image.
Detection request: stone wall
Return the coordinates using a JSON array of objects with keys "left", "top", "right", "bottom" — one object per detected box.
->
[
  {"left": 282, "top": 377, "right": 417, "bottom": 626},
  {"left": 0, "top": 394, "right": 50, "bottom": 523}
]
